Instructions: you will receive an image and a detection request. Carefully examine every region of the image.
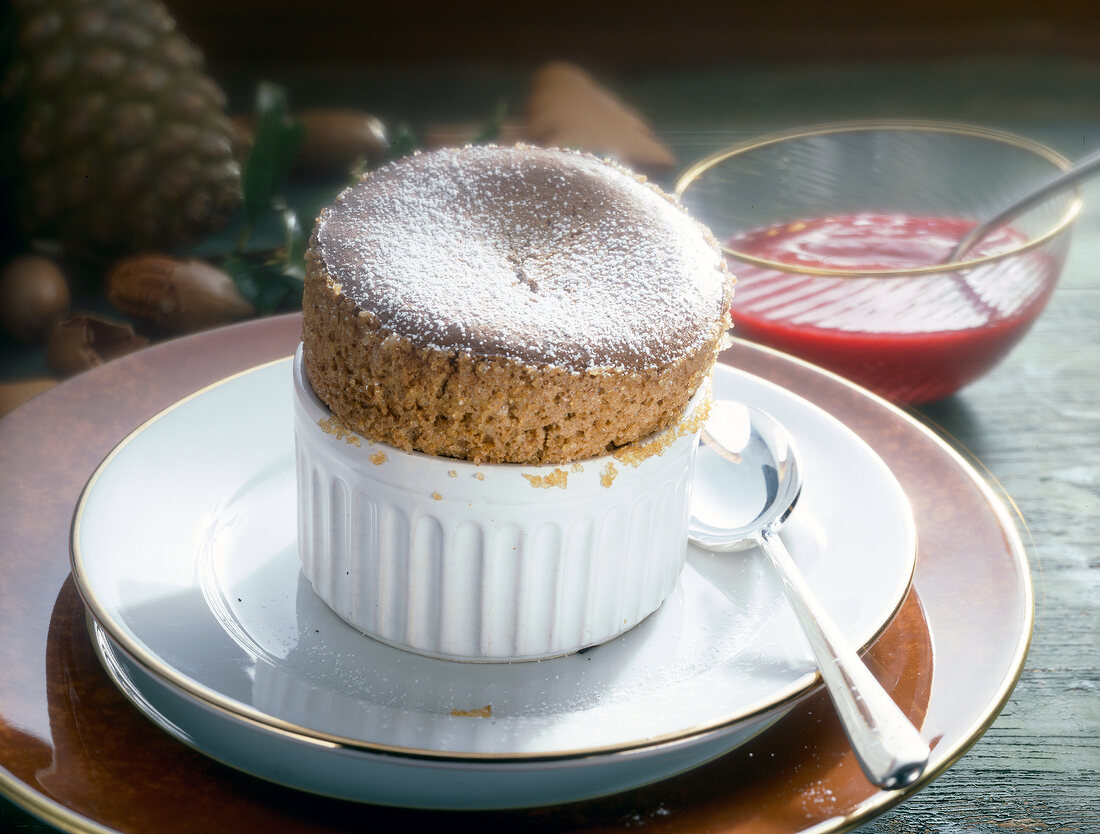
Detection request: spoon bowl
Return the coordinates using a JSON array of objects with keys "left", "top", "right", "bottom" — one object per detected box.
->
[
  {"left": 688, "top": 400, "right": 930, "bottom": 790},
  {"left": 690, "top": 401, "right": 802, "bottom": 551}
]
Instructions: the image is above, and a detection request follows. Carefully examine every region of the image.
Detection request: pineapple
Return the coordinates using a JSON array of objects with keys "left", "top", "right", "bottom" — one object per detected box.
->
[{"left": 1, "top": 0, "right": 241, "bottom": 254}]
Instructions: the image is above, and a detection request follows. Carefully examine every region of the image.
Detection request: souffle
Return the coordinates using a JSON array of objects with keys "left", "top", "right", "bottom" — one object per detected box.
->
[{"left": 301, "top": 144, "right": 733, "bottom": 464}]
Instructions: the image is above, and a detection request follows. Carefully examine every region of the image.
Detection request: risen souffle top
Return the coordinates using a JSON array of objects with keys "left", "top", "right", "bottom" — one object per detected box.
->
[{"left": 313, "top": 145, "right": 730, "bottom": 372}]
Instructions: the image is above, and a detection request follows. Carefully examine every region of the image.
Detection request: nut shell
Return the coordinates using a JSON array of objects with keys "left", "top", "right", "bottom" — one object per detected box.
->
[
  {"left": 45, "top": 314, "right": 148, "bottom": 376},
  {"left": 0, "top": 255, "right": 71, "bottom": 343},
  {"left": 107, "top": 255, "right": 254, "bottom": 333}
]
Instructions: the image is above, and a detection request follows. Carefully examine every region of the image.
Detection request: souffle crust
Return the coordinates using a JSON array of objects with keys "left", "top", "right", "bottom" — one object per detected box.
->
[{"left": 303, "top": 145, "right": 733, "bottom": 464}]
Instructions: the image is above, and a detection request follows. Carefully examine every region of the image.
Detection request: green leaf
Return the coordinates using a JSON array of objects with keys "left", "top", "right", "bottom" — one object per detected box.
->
[
  {"left": 471, "top": 100, "right": 508, "bottom": 144},
  {"left": 280, "top": 208, "right": 307, "bottom": 276},
  {"left": 242, "top": 83, "right": 306, "bottom": 228},
  {"left": 387, "top": 123, "right": 419, "bottom": 161},
  {"left": 223, "top": 255, "right": 303, "bottom": 315}
]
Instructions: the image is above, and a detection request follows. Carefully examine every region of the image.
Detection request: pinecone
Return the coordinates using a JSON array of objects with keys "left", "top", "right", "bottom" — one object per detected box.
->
[{"left": 1, "top": 0, "right": 241, "bottom": 254}]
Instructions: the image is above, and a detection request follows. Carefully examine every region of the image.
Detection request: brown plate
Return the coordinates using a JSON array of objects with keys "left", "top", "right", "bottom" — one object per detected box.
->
[{"left": 0, "top": 314, "right": 1031, "bottom": 833}]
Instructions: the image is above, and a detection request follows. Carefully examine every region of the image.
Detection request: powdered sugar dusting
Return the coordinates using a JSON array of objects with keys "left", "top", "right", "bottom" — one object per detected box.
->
[{"left": 316, "top": 146, "right": 730, "bottom": 371}]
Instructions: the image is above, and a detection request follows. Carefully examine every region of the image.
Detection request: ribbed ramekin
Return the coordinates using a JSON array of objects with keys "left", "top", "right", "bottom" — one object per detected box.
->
[{"left": 292, "top": 345, "right": 709, "bottom": 662}]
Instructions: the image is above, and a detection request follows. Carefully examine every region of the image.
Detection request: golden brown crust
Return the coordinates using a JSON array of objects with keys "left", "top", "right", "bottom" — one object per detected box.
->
[
  {"left": 301, "top": 145, "right": 733, "bottom": 465},
  {"left": 302, "top": 252, "right": 726, "bottom": 464}
]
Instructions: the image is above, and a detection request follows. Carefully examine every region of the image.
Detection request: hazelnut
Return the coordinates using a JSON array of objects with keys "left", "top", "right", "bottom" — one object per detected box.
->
[
  {"left": 0, "top": 255, "right": 71, "bottom": 343},
  {"left": 296, "top": 109, "right": 389, "bottom": 175},
  {"left": 235, "top": 108, "right": 390, "bottom": 176},
  {"left": 107, "top": 255, "right": 254, "bottom": 333}
]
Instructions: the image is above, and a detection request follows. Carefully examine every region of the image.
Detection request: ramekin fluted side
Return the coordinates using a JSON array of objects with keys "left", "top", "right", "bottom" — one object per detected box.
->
[{"left": 292, "top": 345, "right": 706, "bottom": 662}]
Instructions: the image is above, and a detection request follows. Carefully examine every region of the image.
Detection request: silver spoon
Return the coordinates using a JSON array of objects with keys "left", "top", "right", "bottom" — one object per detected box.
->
[
  {"left": 946, "top": 145, "right": 1100, "bottom": 263},
  {"left": 688, "top": 400, "right": 929, "bottom": 790}
]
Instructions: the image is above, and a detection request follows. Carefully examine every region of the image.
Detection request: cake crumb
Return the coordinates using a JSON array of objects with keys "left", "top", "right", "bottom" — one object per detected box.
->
[
  {"left": 523, "top": 468, "right": 569, "bottom": 489},
  {"left": 450, "top": 704, "right": 492, "bottom": 718},
  {"left": 431, "top": 491, "right": 443, "bottom": 500},
  {"left": 318, "top": 416, "right": 362, "bottom": 447},
  {"left": 369, "top": 451, "right": 387, "bottom": 465},
  {"left": 601, "top": 462, "right": 619, "bottom": 487},
  {"left": 473, "top": 472, "right": 486, "bottom": 481}
]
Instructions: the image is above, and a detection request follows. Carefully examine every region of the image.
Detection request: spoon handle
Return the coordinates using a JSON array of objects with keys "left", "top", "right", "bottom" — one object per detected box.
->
[
  {"left": 947, "top": 145, "right": 1100, "bottom": 262},
  {"left": 758, "top": 526, "right": 929, "bottom": 790}
]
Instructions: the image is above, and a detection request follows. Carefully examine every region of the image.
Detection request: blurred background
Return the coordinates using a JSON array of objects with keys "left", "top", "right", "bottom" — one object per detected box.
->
[
  {"left": 173, "top": 1, "right": 1100, "bottom": 125},
  {"left": 2, "top": 0, "right": 1098, "bottom": 401},
  {"left": 172, "top": 0, "right": 1099, "bottom": 67}
]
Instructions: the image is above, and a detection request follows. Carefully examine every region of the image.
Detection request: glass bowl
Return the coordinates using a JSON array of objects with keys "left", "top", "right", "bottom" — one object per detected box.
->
[{"left": 675, "top": 121, "right": 1082, "bottom": 404}]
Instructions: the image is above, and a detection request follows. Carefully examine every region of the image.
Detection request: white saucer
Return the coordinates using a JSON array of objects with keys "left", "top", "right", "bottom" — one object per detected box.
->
[{"left": 71, "top": 359, "right": 915, "bottom": 809}]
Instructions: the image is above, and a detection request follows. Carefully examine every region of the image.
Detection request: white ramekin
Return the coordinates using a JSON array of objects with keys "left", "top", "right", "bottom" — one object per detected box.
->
[{"left": 292, "top": 344, "right": 709, "bottom": 662}]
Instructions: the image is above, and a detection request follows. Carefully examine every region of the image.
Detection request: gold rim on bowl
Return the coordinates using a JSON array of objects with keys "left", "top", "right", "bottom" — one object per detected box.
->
[{"left": 674, "top": 119, "right": 1083, "bottom": 279}]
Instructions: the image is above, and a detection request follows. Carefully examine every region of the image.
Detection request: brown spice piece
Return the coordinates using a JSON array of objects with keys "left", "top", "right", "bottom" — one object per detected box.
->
[
  {"left": 107, "top": 255, "right": 254, "bottom": 334},
  {"left": 45, "top": 314, "right": 148, "bottom": 376},
  {"left": 525, "top": 62, "right": 676, "bottom": 170}
]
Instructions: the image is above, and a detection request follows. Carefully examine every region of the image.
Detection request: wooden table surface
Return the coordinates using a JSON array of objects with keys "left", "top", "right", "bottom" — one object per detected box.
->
[{"left": 1, "top": 57, "right": 1097, "bottom": 831}]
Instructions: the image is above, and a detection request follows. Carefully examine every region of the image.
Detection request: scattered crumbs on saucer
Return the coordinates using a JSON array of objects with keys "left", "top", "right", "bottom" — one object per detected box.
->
[
  {"left": 369, "top": 451, "right": 387, "bottom": 465},
  {"left": 473, "top": 472, "right": 485, "bottom": 481},
  {"left": 448, "top": 470, "right": 458, "bottom": 477},
  {"left": 431, "top": 491, "right": 443, "bottom": 500},
  {"left": 450, "top": 704, "right": 492, "bottom": 718},
  {"left": 799, "top": 779, "right": 838, "bottom": 815},
  {"left": 623, "top": 803, "right": 673, "bottom": 826}
]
